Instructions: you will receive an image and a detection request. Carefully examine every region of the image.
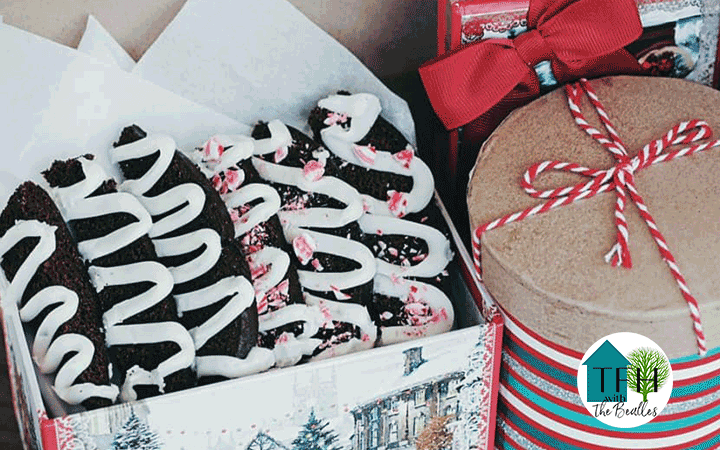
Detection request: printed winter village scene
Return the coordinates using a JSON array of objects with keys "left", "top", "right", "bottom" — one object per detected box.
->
[{"left": 24, "top": 324, "right": 495, "bottom": 450}]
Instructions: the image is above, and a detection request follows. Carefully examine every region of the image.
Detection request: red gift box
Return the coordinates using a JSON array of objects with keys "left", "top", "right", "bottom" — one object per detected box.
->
[{"left": 432, "top": 0, "right": 720, "bottom": 188}]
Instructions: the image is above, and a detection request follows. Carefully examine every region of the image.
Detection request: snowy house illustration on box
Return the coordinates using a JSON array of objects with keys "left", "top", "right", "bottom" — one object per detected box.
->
[
  {"left": 245, "top": 432, "right": 288, "bottom": 450},
  {"left": 583, "top": 340, "right": 630, "bottom": 402},
  {"left": 350, "top": 347, "right": 463, "bottom": 449}
]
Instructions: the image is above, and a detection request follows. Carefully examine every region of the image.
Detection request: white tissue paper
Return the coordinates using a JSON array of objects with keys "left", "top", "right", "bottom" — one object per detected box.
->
[
  {"left": 78, "top": 0, "right": 416, "bottom": 145},
  {"left": 77, "top": 15, "right": 136, "bottom": 72},
  {"left": 0, "top": 24, "right": 247, "bottom": 207}
]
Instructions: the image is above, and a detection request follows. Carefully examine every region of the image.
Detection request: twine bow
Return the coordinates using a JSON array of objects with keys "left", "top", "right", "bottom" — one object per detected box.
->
[
  {"left": 473, "top": 79, "right": 720, "bottom": 356},
  {"left": 419, "top": 0, "right": 644, "bottom": 135}
]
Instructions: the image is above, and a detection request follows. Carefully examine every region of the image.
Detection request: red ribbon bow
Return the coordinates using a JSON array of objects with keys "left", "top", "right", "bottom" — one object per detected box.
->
[
  {"left": 419, "top": 0, "right": 644, "bottom": 134},
  {"left": 473, "top": 79, "right": 720, "bottom": 356}
]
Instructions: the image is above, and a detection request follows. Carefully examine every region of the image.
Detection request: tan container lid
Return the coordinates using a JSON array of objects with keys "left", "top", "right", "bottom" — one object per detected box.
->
[{"left": 468, "top": 76, "right": 720, "bottom": 359}]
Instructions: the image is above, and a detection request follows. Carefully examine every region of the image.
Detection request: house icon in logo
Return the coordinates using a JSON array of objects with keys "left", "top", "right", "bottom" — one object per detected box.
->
[{"left": 583, "top": 340, "right": 630, "bottom": 402}]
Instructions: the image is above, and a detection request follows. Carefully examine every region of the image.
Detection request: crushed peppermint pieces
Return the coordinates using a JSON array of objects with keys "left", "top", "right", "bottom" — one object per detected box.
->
[
  {"left": 353, "top": 144, "right": 377, "bottom": 165},
  {"left": 380, "top": 311, "right": 394, "bottom": 321},
  {"left": 387, "top": 190, "right": 409, "bottom": 218},
  {"left": 202, "top": 136, "right": 224, "bottom": 162},
  {"left": 248, "top": 257, "right": 269, "bottom": 281},
  {"left": 211, "top": 165, "right": 244, "bottom": 194},
  {"left": 212, "top": 174, "right": 223, "bottom": 192},
  {"left": 292, "top": 233, "right": 317, "bottom": 265},
  {"left": 257, "top": 296, "right": 268, "bottom": 315},
  {"left": 393, "top": 146, "right": 414, "bottom": 169},
  {"left": 274, "top": 145, "right": 289, "bottom": 163},
  {"left": 229, "top": 208, "right": 241, "bottom": 224},
  {"left": 324, "top": 111, "right": 348, "bottom": 126},
  {"left": 330, "top": 285, "right": 352, "bottom": 300},
  {"left": 303, "top": 160, "right": 325, "bottom": 182},
  {"left": 311, "top": 258, "right": 324, "bottom": 271},
  {"left": 224, "top": 168, "right": 244, "bottom": 191},
  {"left": 264, "top": 279, "right": 290, "bottom": 311}
]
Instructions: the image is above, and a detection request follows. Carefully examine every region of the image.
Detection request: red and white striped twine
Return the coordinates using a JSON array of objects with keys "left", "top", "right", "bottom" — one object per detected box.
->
[{"left": 472, "top": 78, "right": 720, "bottom": 356}]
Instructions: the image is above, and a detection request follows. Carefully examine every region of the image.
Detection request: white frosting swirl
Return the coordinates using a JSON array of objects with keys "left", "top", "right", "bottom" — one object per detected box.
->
[
  {"left": 318, "top": 93, "right": 434, "bottom": 215},
  {"left": 52, "top": 157, "right": 195, "bottom": 400},
  {"left": 373, "top": 275, "right": 454, "bottom": 346},
  {"left": 252, "top": 120, "right": 293, "bottom": 156},
  {"left": 223, "top": 183, "right": 281, "bottom": 237},
  {"left": 357, "top": 213, "right": 455, "bottom": 344},
  {"left": 249, "top": 122, "right": 381, "bottom": 358},
  {"left": 284, "top": 227, "right": 376, "bottom": 293},
  {"left": 304, "top": 293, "right": 376, "bottom": 361},
  {"left": 252, "top": 157, "right": 364, "bottom": 229},
  {"left": 194, "top": 134, "right": 323, "bottom": 367},
  {"left": 0, "top": 220, "right": 119, "bottom": 405},
  {"left": 112, "top": 133, "right": 266, "bottom": 378},
  {"left": 358, "top": 214, "right": 453, "bottom": 279}
]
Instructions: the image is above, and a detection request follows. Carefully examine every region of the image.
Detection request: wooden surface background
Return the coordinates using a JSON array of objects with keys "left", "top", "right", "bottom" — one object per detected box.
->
[{"left": 0, "top": 0, "right": 437, "bottom": 78}]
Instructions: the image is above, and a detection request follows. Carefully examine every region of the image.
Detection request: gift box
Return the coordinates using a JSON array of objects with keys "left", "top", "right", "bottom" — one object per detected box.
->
[
  {"left": 428, "top": 0, "right": 720, "bottom": 224},
  {"left": 468, "top": 75, "right": 720, "bottom": 448},
  {"left": 0, "top": 2, "right": 504, "bottom": 449}
]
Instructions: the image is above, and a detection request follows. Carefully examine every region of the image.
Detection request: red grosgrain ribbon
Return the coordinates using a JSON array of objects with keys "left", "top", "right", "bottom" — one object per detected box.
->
[
  {"left": 473, "top": 79, "right": 720, "bottom": 356},
  {"left": 419, "top": 0, "right": 644, "bottom": 134}
]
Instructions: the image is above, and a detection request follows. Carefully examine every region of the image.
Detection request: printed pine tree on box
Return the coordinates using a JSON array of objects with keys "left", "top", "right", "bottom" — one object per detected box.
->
[{"left": 110, "top": 412, "right": 163, "bottom": 450}]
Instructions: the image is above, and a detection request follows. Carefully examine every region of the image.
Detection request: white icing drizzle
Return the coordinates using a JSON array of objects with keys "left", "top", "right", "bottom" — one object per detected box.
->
[
  {"left": 358, "top": 214, "right": 453, "bottom": 279},
  {"left": 258, "top": 303, "right": 322, "bottom": 368},
  {"left": 357, "top": 213, "right": 455, "bottom": 344},
  {"left": 248, "top": 246, "right": 290, "bottom": 300},
  {"left": 223, "top": 183, "right": 281, "bottom": 237},
  {"left": 304, "top": 293, "right": 376, "bottom": 361},
  {"left": 252, "top": 157, "right": 363, "bottom": 229},
  {"left": 272, "top": 333, "right": 322, "bottom": 368},
  {"left": 153, "top": 229, "right": 222, "bottom": 284},
  {"left": 0, "top": 220, "right": 118, "bottom": 405},
  {"left": 112, "top": 133, "right": 266, "bottom": 378},
  {"left": 142, "top": 184, "right": 206, "bottom": 239},
  {"left": 284, "top": 227, "right": 376, "bottom": 292},
  {"left": 112, "top": 134, "right": 175, "bottom": 196},
  {"left": 195, "top": 347, "right": 275, "bottom": 379},
  {"left": 318, "top": 94, "right": 382, "bottom": 142},
  {"left": 51, "top": 157, "right": 195, "bottom": 400},
  {"left": 373, "top": 275, "right": 454, "bottom": 346},
  {"left": 194, "top": 134, "right": 322, "bottom": 368},
  {"left": 249, "top": 122, "right": 381, "bottom": 359},
  {"left": 318, "top": 93, "right": 434, "bottom": 215},
  {"left": 252, "top": 120, "right": 293, "bottom": 156},
  {"left": 173, "top": 276, "right": 255, "bottom": 349}
]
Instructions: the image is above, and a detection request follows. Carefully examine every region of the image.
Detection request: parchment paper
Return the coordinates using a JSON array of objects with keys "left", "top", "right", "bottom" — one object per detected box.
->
[
  {"left": 125, "top": 0, "right": 415, "bottom": 143},
  {"left": 0, "top": 24, "right": 247, "bottom": 207},
  {"left": 77, "top": 15, "right": 136, "bottom": 72}
]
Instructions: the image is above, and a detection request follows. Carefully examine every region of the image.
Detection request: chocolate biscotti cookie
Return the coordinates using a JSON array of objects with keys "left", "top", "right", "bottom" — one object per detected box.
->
[
  {"left": 309, "top": 92, "right": 456, "bottom": 344},
  {"left": 309, "top": 92, "right": 434, "bottom": 218},
  {"left": 111, "top": 125, "right": 272, "bottom": 381},
  {"left": 191, "top": 135, "right": 316, "bottom": 367},
  {"left": 43, "top": 156, "right": 196, "bottom": 401},
  {"left": 359, "top": 213, "right": 454, "bottom": 345},
  {"left": 0, "top": 182, "right": 118, "bottom": 409},
  {"left": 250, "top": 121, "right": 378, "bottom": 359}
]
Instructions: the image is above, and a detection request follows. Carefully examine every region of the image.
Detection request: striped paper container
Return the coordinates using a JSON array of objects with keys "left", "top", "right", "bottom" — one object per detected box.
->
[{"left": 495, "top": 309, "right": 720, "bottom": 449}]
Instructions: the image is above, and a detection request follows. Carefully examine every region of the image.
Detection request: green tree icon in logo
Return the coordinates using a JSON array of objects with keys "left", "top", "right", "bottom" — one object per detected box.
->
[{"left": 626, "top": 347, "right": 670, "bottom": 402}]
